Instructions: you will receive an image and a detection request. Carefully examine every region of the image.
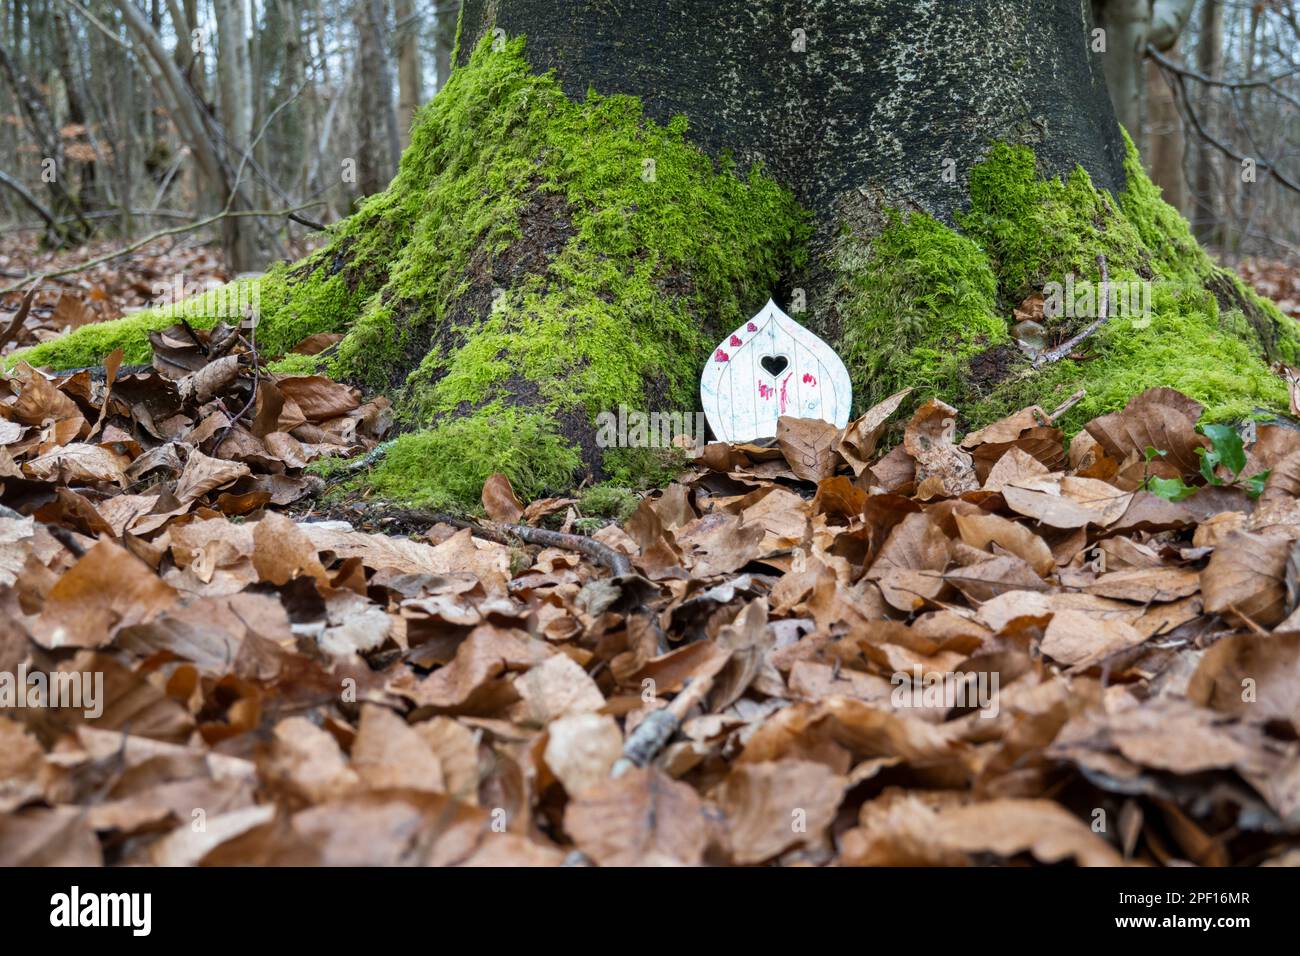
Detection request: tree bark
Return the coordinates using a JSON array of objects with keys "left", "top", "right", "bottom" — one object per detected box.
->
[
  {"left": 433, "top": 1, "right": 455, "bottom": 93},
  {"left": 458, "top": 0, "right": 1125, "bottom": 229},
  {"left": 352, "top": 0, "right": 399, "bottom": 196},
  {"left": 215, "top": 0, "right": 260, "bottom": 270}
]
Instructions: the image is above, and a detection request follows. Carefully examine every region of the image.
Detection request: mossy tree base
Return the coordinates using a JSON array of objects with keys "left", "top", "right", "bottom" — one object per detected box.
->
[
  {"left": 826, "top": 134, "right": 1297, "bottom": 434},
  {"left": 12, "top": 39, "right": 1299, "bottom": 510}
]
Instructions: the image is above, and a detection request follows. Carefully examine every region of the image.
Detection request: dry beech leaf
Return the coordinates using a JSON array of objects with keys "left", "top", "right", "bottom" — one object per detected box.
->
[
  {"left": 388, "top": 626, "right": 551, "bottom": 710},
  {"left": 1001, "top": 477, "right": 1132, "bottom": 529},
  {"left": 961, "top": 406, "right": 1049, "bottom": 449},
  {"left": 24, "top": 443, "right": 127, "bottom": 486},
  {"left": 351, "top": 704, "right": 446, "bottom": 792},
  {"left": 1189, "top": 631, "right": 1300, "bottom": 726},
  {"left": 511, "top": 653, "right": 605, "bottom": 725},
  {"left": 1085, "top": 387, "right": 1206, "bottom": 477},
  {"left": 563, "top": 766, "right": 707, "bottom": 866},
  {"left": 904, "top": 399, "right": 978, "bottom": 497},
  {"left": 841, "top": 795, "right": 1121, "bottom": 867},
  {"left": 866, "top": 512, "right": 950, "bottom": 611},
  {"left": 833, "top": 387, "right": 911, "bottom": 476},
  {"left": 983, "top": 446, "right": 1050, "bottom": 492},
  {"left": 32, "top": 541, "right": 178, "bottom": 649},
  {"left": 267, "top": 717, "right": 360, "bottom": 803},
  {"left": 275, "top": 375, "right": 360, "bottom": 421},
  {"left": 543, "top": 712, "right": 623, "bottom": 796},
  {"left": 720, "top": 759, "right": 846, "bottom": 864},
  {"left": 175, "top": 449, "right": 251, "bottom": 503},
  {"left": 252, "top": 512, "right": 329, "bottom": 587},
  {"left": 1040, "top": 609, "right": 1147, "bottom": 668},
  {"left": 1083, "top": 567, "right": 1200, "bottom": 603},
  {"left": 482, "top": 472, "right": 525, "bottom": 524},
  {"left": 954, "top": 511, "right": 1054, "bottom": 576},
  {"left": 776, "top": 415, "right": 839, "bottom": 482},
  {"left": 1201, "top": 530, "right": 1293, "bottom": 627}
]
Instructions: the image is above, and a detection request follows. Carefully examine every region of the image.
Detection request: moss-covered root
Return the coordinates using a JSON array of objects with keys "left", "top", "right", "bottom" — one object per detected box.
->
[
  {"left": 346, "top": 36, "right": 805, "bottom": 509},
  {"left": 831, "top": 133, "right": 1298, "bottom": 432}
]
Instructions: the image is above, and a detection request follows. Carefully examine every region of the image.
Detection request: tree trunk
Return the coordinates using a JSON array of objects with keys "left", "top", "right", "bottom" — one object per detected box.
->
[
  {"left": 215, "top": 0, "right": 260, "bottom": 272},
  {"left": 352, "top": 0, "right": 399, "bottom": 196},
  {"left": 458, "top": 0, "right": 1126, "bottom": 229},
  {"left": 432, "top": 1, "right": 456, "bottom": 93},
  {"left": 396, "top": 0, "right": 422, "bottom": 148},
  {"left": 1193, "top": 0, "right": 1225, "bottom": 245},
  {"left": 1145, "top": 49, "right": 1185, "bottom": 213},
  {"left": 24, "top": 0, "right": 1300, "bottom": 512}
]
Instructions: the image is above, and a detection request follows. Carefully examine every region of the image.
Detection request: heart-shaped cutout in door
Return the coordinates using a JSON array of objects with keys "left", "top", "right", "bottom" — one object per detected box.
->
[{"left": 760, "top": 354, "right": 789, "bottom": 377}]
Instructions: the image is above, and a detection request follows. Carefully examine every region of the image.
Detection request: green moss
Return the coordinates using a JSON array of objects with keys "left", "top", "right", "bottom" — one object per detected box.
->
[
  {"left": 359, "top": 407, "right": 581, "bottom": 512},
  {"left": 321, "top": 35, "right": 804, "bottom": 504},
  {"left": 330, "top": 36, "right": 805, "bottom": 422},
  {"left": 965, "top": 282, "right": 1289, "bottom": 431},
  {"left": 578, "top": 483, "right": 640, "bottom": 521},
  {"left": 957, "top": 141, "right": 1148, "bottom": 304},
  {"left": 833, "top": 210, "right": 1008, "bottom": 408},
  {"left": 10, "top": 251, "right": 375, "bottom": 372},
  {"left": 833, "top": 132, "right": 1299, "bottom": 431},
  {"left": 12, "top": 279, "right": 259, "bottom": 369},
  {"left": 266, "top": 351, "right": 328, "bottom": 376}
]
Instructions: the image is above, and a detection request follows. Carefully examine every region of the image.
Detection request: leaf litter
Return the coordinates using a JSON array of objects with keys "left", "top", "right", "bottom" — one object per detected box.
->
[{"left": 2, "top": 325, "right": 1300, "bottom": 866}]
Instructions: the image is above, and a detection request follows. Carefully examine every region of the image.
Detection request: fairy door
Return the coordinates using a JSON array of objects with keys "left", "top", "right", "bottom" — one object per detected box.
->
[{"left": 700, "top": 299, "right": 852, "bottom": 443}]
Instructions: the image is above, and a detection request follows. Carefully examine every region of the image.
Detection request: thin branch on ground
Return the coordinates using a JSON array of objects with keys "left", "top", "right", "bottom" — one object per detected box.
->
[{"left": 1031, "top": 254, "right": 1110, "bottom": 368}]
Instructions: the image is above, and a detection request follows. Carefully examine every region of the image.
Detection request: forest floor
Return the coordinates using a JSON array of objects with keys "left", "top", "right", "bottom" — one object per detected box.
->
[{"left": 2, "top": 239, "right": 1300, "bottom": 866}]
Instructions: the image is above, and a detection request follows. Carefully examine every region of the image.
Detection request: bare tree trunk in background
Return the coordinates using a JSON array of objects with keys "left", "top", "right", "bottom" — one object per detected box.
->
[
  {"left": 0, "top": 40, "right": 90, "bottom": 243},
  {"left": 216, "top": 0, "right": 260, "bottom": 270},
  {"left": 1145, "top": 43, "right": 1185, "bottom": 213},
  {"left": 433, "top": 0, "right": 455, "bottom": 93},
  {"left": 1097, "top": 0, "right": 1150, "bottom": 148},
  {"left": 373, "top": 0, "right": 401, "bottom": 171},
  {"left": 353, "top": 0, "right": 399, "bottom": 195},
  {"left": 1194, "top": 0, "right": 1225, "bottom": 245},
  {"left": 396, "top": 0, "right": 422, "bottom": 148}
]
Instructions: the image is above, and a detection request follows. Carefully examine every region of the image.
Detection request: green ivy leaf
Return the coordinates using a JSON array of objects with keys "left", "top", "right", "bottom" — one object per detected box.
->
[
  {"left": 1241, "top": 470, "right": 1270, "bottom": 499},
  {"left": 1144, "top": 475, "right": 1197, "bottom": 502},
  {"left": 1198, "top": 423, "right": 1247, "bottom": 479}
]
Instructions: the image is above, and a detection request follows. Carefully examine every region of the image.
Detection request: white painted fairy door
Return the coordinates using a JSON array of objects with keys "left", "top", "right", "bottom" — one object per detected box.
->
[{"left": 700, "top": 299, "right": 852, "bottom": 443}]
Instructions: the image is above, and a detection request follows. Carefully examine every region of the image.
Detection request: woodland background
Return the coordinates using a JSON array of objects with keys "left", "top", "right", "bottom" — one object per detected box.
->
[{"left": 0, "top": 1, "right": 1298, "bottom": 281}]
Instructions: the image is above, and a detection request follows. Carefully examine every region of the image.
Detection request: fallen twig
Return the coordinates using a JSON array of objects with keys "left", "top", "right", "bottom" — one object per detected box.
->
[
  {"left": 1032, "top": 254, "right": 1110, "bottom": 368},
  {"left": 1047, "top": 387, "right": 1087, "bottom": 422},
  {"left": 611, "top": 672, "right": 715, "bottom": 777}
]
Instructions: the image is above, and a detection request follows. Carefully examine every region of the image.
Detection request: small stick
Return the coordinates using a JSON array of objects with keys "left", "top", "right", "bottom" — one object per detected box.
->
[
  {"left": 1047, "top": 388, "right": 1087, "bottom": 422},
  {"left": 1033, "top": 254, "right": 1110, "bottom": 368},
  {"left": 610, "top": 673, "right": 715, "bottom": 777},
  {"left": 414, "top": 510, "right": 633, "bottom": 578},
  {"left": 177, "top": 317, "right": 209, "bottom": 355}
]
